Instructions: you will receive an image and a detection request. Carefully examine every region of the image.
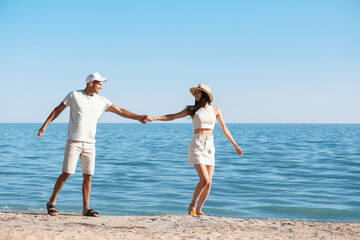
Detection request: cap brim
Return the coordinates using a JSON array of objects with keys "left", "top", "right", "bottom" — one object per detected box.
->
[
  {"left": 86, "top": 78, "right": 107, "bottom": 84},
  {"left": 91, "top": 78, "right": 107, "bottom": 82}
]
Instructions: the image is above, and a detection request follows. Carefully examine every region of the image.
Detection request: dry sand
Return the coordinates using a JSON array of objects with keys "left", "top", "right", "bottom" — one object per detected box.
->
[{"left": 0, "top": 211, "right": 359, "bottom": 240}]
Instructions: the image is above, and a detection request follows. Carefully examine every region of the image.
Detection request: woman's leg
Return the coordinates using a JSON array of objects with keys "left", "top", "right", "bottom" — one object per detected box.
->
[
  {"left": 196, "top": 165, "right": 214, "bottom": 214},
  {"left": 189, "top": 164, "right": 211, "bottom": 213}
]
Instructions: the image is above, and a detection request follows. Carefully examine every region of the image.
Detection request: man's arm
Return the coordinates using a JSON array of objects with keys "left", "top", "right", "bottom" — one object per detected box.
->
[
  {"left": 38, "top": 102, "right": 67, "bottom": 138},
  {"left": 107, "top": 104, "right": 147, "bottom": 124}
]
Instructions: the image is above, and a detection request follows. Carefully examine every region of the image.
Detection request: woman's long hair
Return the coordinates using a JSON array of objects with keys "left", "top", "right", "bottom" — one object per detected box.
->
[{"left": 186, "top": 90, "right": 211, "bottom": 116}]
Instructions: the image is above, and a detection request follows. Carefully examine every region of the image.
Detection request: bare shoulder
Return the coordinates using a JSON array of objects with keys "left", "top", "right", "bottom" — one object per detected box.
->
[{"left": 213, "top": 106, "right": 222, "bottom": 115}]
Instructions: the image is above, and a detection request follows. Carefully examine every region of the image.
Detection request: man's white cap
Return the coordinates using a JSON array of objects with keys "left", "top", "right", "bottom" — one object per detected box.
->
[{"left": 85, "top": 72, "right": 107, "bottom": 84}]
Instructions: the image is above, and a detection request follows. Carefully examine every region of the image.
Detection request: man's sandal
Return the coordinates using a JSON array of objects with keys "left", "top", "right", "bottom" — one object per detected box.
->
[
  {"left": 46, "top": 202, "right": 58, "bottom": 216},
  {"left": 83, "top": 209, "right": 99, "bottom": 217}
]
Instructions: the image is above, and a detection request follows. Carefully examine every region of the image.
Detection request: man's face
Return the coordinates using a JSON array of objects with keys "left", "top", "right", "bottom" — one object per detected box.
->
[{"left": 92, "top": 81, "right": 103, "bottom": 94}]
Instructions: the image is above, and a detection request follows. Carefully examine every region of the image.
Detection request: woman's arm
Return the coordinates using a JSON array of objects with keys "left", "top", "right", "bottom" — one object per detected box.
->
[
  {"left": 214, "top": 107, "right": 243, "bottom": 156},
  {"left": 150, "top": 108, "right": 189, "bottom": 121}
]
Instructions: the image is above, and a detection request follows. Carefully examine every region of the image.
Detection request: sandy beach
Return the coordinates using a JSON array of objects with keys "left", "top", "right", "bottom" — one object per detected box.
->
[{"left": 0, "top": 212, "right": 359, "bottom": 240}]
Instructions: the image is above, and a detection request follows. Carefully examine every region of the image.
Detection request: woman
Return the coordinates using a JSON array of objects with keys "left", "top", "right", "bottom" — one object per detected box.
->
[{"left": 148, "top": 83, "right": 243, "bottom": 216}]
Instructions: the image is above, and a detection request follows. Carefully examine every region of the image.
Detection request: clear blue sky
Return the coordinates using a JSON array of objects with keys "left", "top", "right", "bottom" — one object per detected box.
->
[{"left": 1, "top": 0, "right": 359, "bottom": 123}]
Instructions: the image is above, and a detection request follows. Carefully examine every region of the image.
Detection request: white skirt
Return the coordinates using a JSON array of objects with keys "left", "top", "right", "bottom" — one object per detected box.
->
[{"left": 188, "top": 134, "right": 215, "bottom": 166}]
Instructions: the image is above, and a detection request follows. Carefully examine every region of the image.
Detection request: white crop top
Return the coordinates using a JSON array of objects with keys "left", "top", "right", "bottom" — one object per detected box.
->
[{"left": 192, "top": 106, "right": 216, "bottom": 130}]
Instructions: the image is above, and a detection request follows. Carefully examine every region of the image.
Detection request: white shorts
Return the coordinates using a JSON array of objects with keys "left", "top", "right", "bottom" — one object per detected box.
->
[
  {"left": 62, "top": 140, "right": 96, "bottom": 175},
  {"left": 188, "top": 134, "right": 215, "bottom": 166}
]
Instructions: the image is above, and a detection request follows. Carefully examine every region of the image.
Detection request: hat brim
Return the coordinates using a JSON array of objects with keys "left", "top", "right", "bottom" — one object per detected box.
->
[
  {"left": 94, "top": 78, "right": 107, "bottom": 82},
  {"left": 86, "top": 78, "right": 107, "bottom": 84},
  {"left": 190, "top": 87, "right": 214, "bottom": 103}
]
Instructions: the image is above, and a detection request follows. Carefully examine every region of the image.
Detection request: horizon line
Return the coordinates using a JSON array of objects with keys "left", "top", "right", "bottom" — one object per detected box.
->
[{"left": 0, "top": 122, "right": 359, "bottom": 125}]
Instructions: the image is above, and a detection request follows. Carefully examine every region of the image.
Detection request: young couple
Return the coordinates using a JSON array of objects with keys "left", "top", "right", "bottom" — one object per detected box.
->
[{"left": 38, "top": 72, "right": 243, "bottom": 217}]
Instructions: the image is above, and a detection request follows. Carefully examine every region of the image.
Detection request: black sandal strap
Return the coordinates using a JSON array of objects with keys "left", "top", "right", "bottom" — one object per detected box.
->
[
  {"left": 85, "top": 209, "right": 99, "bottom": 216},
  {"left": 46, "top": 202, "right": 57, "bottom": 215},
  {"left": 47, "top": 204, "right": 56, "bottom": 209}
]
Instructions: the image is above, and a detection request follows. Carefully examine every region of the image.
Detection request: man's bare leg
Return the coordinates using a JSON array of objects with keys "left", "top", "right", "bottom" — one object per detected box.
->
[
  {"left": 47, "top": 172, "right": 71, "bottom": 216},
  {"left": 82, "top": 174, "right": 98, "bottom": 217}
]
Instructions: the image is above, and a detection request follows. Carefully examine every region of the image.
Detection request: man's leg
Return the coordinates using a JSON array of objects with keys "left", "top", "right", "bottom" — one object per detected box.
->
[
  {"left": 48, "top": 172, "right": 71, "bottom": 216},
  {"left": 82, "top": 174, "right": 98, "bottom": 216},
  {"left": 81, "top": 142, "right": 98, "bottom": 216},
  {"left": 47, "top": 140, "right": 80, "bottom": 216}
]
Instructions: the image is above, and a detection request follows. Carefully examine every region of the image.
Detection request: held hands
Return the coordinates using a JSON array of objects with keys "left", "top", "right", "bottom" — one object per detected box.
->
[
  {"left": 138, "top": 115, "right": 154, "bottom": 124},
  {"left": 147, "top": 116, "right": 154, "bottom": 122}
]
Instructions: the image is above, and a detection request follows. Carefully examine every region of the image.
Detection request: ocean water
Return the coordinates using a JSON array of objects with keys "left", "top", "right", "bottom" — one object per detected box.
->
[{"left": 0, "top": 123, "right": 359, "bottom": 221}]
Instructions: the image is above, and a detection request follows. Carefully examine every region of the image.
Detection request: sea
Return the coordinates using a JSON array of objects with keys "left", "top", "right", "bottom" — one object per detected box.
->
[{"left": 0, "top": 123, "right": 359, "bottom": 221}]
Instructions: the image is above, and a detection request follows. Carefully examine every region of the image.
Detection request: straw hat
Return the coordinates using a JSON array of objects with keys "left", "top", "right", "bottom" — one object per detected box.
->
[{"left": 190, "top": 83, "right": 213, "bottom": 103}]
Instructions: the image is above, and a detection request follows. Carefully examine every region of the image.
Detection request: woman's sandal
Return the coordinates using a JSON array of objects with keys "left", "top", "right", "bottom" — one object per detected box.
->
[
  {"left": 46, "top": 202, "right": 58, "bottom": 216},
  {"left": 84, "top": 209, "right": 99, "bottom": 217},
  {"left": 188, "top": 205, "right": 196, "bottom": 216}
]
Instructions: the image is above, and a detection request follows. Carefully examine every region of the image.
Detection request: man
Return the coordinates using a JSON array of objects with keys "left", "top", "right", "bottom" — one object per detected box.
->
[{"left": 38, "top": 72, "right": 148, "bottom": 217}]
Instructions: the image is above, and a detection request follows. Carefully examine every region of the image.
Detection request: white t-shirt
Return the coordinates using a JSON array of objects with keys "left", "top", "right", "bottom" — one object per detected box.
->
[{"left": 63, "top": 90, "right": 112, "bottom": 143}]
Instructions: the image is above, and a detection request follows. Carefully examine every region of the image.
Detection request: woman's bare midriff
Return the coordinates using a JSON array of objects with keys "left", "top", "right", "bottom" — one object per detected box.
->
[{"left": 194, "top": 128, "right": 213, "bottom": 136}]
